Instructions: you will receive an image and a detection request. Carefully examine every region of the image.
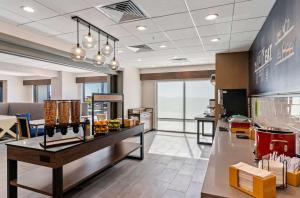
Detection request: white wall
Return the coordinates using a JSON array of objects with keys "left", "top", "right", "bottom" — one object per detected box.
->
[
  {"left": 123, "top": 66, "right": 142, "bottom": 116},
  {"left": 0, "top": 75, "right": 32, "bottom": 102}
]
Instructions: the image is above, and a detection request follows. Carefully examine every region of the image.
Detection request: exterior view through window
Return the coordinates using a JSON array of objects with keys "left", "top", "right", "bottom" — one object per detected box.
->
[
  {"left": 83, "top": 82, "right": 108, "bottom": 115},
  {"left": 33, "top": 85, "right": 51, "bottom": 103},
  {"left": 157, "top": 80, "right": 214, "bottom": 133}
]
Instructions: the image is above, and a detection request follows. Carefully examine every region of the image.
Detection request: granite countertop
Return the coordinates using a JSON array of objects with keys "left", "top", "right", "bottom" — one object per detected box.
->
[{"left": 201, "top": 120, "right": 300, "bottom": 198}]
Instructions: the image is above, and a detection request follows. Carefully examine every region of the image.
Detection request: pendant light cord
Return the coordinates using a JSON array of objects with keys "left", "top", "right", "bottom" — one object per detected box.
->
[
  {"left": 113, "top": 41, "right": 116, "bottom": 60},
  {"left": 98, "top": 30, "right": 100, "bottom": 53},
  {"left": 76, "top": 19, "right": 79, "bottom": 47}
]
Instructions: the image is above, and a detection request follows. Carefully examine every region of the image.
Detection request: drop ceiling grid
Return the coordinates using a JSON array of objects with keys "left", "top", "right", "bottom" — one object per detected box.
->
[{"left": 0, "top": 0, "right": 276, "bottom": 68}]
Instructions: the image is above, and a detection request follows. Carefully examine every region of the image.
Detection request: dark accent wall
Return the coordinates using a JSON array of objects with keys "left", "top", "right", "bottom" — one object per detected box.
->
[{"left": 249, "top": 0, "right": 300, "bottom": 95}]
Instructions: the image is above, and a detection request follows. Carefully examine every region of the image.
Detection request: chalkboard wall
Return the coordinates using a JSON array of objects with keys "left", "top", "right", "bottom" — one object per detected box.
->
[{"left": 249, "top": 0, "right": 300, "bottom": 95}]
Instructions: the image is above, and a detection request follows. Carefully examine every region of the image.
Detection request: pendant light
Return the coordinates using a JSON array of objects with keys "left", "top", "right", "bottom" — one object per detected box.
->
[
  {"left": 93, "top": 30, "right": 105, "bottom": 66},
  {"left": 71, "top": 19, "right": 86, "bottom": 61},
  {"left": 101, "top": 35, "right": 113, "bottom": 56},
  {"left": 82, "top": 26, "right": 96, "bottom": 49},
  {"left": 109, "top": 41, "right": 119, "bottom": 70}
]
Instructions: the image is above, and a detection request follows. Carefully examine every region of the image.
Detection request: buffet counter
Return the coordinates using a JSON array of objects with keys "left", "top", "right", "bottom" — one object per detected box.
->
[
  {"left": 201, "top": 120, "right": 300, "bottom": 198},
  {"left": 6, "top": 125, "right": 144, "bottom": 198}
]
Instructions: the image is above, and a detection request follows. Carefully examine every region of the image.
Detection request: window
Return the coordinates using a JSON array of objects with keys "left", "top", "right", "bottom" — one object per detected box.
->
[
  {"left": 157, "top": 80, "right": 214, "bottom": 133},
  {"left": 33, "top": 85, "right": 51, "bottom": 103},
  {"left": 0, "top": 81, "right": 3, "bottom": 102},
  {"left": 83, "top": 82, "right": 108, "bottom": 115}
]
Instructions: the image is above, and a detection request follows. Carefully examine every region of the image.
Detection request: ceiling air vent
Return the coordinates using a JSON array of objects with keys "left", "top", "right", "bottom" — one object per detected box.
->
[
  {"left": 96, "top": 0, "right": 147, "bottom": 23},
  {"left": 127, "top": 44, "right": 153, "bottom": 53}
]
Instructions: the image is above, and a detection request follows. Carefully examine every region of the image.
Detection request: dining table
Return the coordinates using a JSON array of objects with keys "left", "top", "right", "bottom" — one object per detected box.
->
[{"left": 0, "top": 115, "right": 17, "bottom": 139}]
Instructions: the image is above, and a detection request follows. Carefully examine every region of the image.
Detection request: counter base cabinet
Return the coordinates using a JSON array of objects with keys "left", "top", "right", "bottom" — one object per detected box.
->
[
  {"left": 6, "top": 125, "right": 144, "bottom": 198},
  {"left": 128, "top": 108, "right": 153, "bottom": 133}
]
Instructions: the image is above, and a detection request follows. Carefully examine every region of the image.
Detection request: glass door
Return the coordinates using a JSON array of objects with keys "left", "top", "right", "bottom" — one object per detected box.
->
[
  {"left": 157, "top": 80, "right": 214, "bottom": 133},
  {"left": 185, "top": 80, "right": 214, "bottom": 133},
  {"left": 157, "top": 81, "right": 184, "bottom": 132}
]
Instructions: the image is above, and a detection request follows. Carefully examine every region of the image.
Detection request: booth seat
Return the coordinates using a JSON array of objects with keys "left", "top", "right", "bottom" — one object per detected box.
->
[{"left": 0, "top": 102, "right": 88, "bottom": 120}]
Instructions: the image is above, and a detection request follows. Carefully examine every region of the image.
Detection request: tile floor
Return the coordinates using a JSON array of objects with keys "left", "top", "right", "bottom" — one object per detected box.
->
[{"left": 0, "top": 131, "right": 210, "bottom": 198}]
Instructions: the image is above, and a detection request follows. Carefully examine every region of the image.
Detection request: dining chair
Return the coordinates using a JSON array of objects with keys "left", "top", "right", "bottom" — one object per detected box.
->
[{"left": 16, "top": 113, "right": 44, "bottom": 139}]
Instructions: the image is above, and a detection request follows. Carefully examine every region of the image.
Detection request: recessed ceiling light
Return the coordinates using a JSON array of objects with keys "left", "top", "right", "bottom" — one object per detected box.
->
[
  {"left": 159, "top": 44, "right": 167, "bottom": 48},
  {"left": 136, "top": 26, "right": 147, "bottom": 31},
  {"left": 118, "top": 50, "right": 123, "bottom": 53},
  {"left": 210, "top": 38, "right": 220, "bottom": 42},
  {"left": 137, "top": 58, "right": 142, "bottom": 62},
  {"left": 205, "top": 14, "right": 219, "bottom": 21},
  {"left": 21, "top": 6, "right": 35, "bottom": 13}
]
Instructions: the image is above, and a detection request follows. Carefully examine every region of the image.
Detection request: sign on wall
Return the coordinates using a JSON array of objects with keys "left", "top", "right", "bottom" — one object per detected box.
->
[{"left": 249, "top": 0, "right": 300, "bottom": 95}]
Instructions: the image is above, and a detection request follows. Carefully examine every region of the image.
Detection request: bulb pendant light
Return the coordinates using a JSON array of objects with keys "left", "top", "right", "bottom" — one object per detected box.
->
[
  {"left": 71, "top": 19, "right": 86, "bottom": 61},
  {"left": 102, "top": 35, "right": 113, "bottom": 56},
  {"left": 93, "top": 30, "right": 106, "bottom": 66},
  {"left": 82, "top": 26, "right": 96, "bottom": 49},
  {"left": 109, "top": 41, "right": 119, "bottom": 70}
]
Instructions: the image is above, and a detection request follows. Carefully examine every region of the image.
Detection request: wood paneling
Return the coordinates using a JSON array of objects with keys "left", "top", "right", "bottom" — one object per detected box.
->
[
  {"left": 23, "top": 79, "right": 51, "bottom": 86},
  {"left": 140, "top": 70, "right": 215, "bottom": 81},
  {"left": 76, "top": 76, "right": 107, "bottom": 83},
  {"left": 215, "top": 52, "right": 249, "bottom": 120}
]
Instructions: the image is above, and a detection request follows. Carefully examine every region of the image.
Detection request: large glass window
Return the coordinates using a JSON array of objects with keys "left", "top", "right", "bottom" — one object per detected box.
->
[
  {"left": 157, "top": 81, "right": 184, "bottom": 131},
  {"left": 157, "top": 80, "right": 214, "bottom": 133},
  {"left": 83, "top": 82, "right": 108, "bottom": 115},
  {"left": 0, "top": 81, "right": 3, "bottom": 102},
  {"left": 33, "top": 85, "right": 51, "bottom": 103}
]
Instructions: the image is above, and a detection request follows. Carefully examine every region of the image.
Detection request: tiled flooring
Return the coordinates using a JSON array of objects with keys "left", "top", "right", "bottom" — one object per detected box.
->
[{"left": 0, "top": 131, "right": 210, "bottom": 198}]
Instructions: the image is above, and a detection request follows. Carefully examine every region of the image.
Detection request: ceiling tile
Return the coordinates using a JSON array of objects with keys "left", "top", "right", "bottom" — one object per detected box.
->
[
  {"left": 136, "top": 32, "right": 169, "bottom": 44},
  {"left": 180, "top": 46, "right": 204, "bottom": 54},
  {"left": 165, "top": 28, "right": 198, "bottom": 41},
  {"left": 118, "top": 35, "right": 143, "bottom": 46},
  {"left": 0, "top": 0, "right": 59, "bottom": 22},
  {"left": 35, "top": 0, "right": 92, "bottom": 14},
  {"left": 120, "top": 19, "right": 160, "bottom": 35},
  {"left": 188, "top": 0, "right": 234, "bottom": 10},
  {"left": 23, "top": 22, "right": 62, "bottom": 36},
  {"left": 205, "top": 41, "right": 229, "bottom": 51},
  {"left": 230, "top": 40, "right": 253, "bottom": 50},
  {"left": 234, "top": 0, "right": 276, "bottom": 20},
  {"left": 0, "top": 7, "right": 30, "bottom": 24},
  {"left": 186, "top": 0, "right": 234, "bottom": 10},
  {"left": 134, "top": 0, "right": 187, "bottom": 17},
  {"left": 173, "top": 38, "right": 202, "bottom": 48},
  {"left": 147, "top": 41, "right": 176, "bottom": 51},
  {"left": 153, "top": 13, "right": 194, "bottom": 31},
  {"left": 201, "top": 34, "right": 230, "bottom": 44},
  {"left": 191, "top": 4, "right": 234, "bottom": 26},
  {"left": 102, "top": 25, "right": 132, "bottom": 38},
  {"left": 197, "top": 22, "right": 231, "bottom": 36},
  {"left": 35, "top": 16, "right": 77, "bottom": 34},
  {"left": 230, "top": 31, "right": 259, "bottom": 42},
  {"left": 231, "top": 17, "right": 266, "bottom": 33},
  {"left": 70, "top": 7, "right": 115, "bottom": 28}
]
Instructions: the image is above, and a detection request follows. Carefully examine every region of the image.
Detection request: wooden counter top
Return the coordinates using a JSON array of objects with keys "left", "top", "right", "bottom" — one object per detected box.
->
[{"left": 201, "top": 121, "right": 300, "bottom": 198}]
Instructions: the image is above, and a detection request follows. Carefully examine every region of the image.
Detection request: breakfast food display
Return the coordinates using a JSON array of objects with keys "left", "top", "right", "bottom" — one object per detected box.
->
[
  {"left": 71, "top": 100, "right": 81, "bottom": 133},
  {"left": 94, "top": 120, "right": 109, "bottom": 134},
  {"left": 44, "top": 100, "right": 58, "bottom": 137},
  {"left": 58, "top": 101, "right": 71, "bottom": 135}
]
